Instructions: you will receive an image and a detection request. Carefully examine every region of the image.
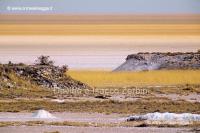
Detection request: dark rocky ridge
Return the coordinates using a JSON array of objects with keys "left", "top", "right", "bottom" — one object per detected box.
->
[
  {"left": 0, "top": 64, "right": 89, "bottom": 90},
  {"left": 114, "top": 52, "right": 200, "bottom": 71}
]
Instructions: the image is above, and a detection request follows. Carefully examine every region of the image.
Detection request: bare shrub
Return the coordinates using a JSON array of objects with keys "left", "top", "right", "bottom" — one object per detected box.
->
[{"left": 35, "top": 56, "right": 54, "bottom": 66}]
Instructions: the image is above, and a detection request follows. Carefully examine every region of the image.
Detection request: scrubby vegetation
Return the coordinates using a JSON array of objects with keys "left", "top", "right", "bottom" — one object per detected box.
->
[{"left": 35, "top": 55, "right": 54, "bottom": 66}]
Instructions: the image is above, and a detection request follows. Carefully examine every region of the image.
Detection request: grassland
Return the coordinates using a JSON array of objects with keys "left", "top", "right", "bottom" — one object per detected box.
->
[
  {"left": 68, "top": 70, "right": 200, "bottom": 87},
  {"left": 0, "top": 70, "right": 199, "bottom": 114},
  {"left": 0, "top": 99, "right": 199, "bottom": 114}
]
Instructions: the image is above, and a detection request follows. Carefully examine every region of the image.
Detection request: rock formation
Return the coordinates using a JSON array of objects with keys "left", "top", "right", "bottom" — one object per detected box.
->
[
  {"left": 114, "top": 52, "right": 200, "bottom": 71},
  {"left": 0, "top": 63, "right": 89, "bottom": 90}
]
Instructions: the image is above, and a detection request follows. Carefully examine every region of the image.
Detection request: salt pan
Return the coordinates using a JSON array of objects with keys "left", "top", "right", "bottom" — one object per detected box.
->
[{"left": 127, "top": 112, "right": 200, "bottom": 122}]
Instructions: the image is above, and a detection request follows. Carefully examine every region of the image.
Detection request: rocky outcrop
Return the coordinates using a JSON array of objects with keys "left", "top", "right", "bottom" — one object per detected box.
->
[
  {"left": 0, "top": 64, "right": 89, "bottom": 90},
  {"left": 114, "top": 52, "right": 200, "bottom": 71}
]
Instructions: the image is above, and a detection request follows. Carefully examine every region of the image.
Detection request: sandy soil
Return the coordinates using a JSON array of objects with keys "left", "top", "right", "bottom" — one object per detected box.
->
[
  {"left": 51, "top": 92, "right": 200, "bottom": 103},
  {"left": 0, "top": 112, "right": 126, "bottom": 123},
  {"left": 155, "top": 93, "right": 200, "bottom": 103},
  {"left": 0, "top": 126, "right": 197, "bottom": 133},
  {"left": 1, "top": 112, "right": 195, "bottom": 133}
]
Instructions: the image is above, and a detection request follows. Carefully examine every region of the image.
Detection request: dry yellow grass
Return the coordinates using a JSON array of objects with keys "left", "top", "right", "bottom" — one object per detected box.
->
[
  {"left": 0, "top": 24, "right": 199, "bottom": 35},
  {"left": 68, "top": 70, "right": 200, "bottom": 87}
]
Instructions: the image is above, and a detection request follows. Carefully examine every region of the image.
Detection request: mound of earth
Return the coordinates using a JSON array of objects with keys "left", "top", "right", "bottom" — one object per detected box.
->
[
  {"left": 0, "top": 64, "right": 89, "bottom": 90},
  {"left": 114, "top": 52, "right": 200, "bottom": 71},
  {"left": 32, "top": 109, "right": 56, "bottom": 119}
]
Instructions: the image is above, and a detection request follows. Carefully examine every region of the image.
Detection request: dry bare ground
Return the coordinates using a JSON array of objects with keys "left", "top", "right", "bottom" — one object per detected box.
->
[{"left": 0, "top": 126, "right": 198, "bottom": 133}]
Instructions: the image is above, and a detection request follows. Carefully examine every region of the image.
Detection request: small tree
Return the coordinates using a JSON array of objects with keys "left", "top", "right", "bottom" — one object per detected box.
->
[
  {"left": 35, "top": 55, "right": 54, "bottom": 66},
  {"left": 61, "top": 65, "right": 69, "bottom": 73},
  {"left": 8, "top": 61, "right": 13, "bottom": 66}
]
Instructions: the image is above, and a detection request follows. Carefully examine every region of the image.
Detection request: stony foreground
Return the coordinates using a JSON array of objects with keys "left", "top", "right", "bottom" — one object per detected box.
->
[{"left": 0, "top": 63, "right": 89, "bottom": 90}]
